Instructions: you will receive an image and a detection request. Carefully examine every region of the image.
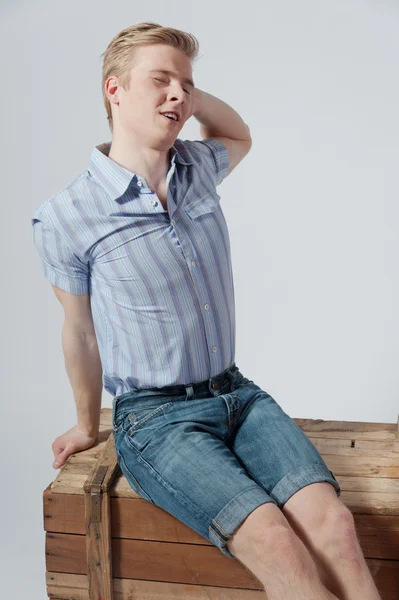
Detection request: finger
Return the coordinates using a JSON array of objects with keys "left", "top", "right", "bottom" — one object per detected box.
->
[
  {"left": 53, "top": 447, "right": 70, "bottom": 469},
  {"left": 53, "top": 447, "right": 64, "bottom": 462}
]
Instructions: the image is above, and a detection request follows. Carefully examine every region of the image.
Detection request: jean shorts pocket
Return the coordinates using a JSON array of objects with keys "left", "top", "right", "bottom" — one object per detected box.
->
[
  {"left": 117, "top": 447, "right": 155, "bottom": 504},
  {"left": 126, "top": 401, "right": 175, "bottom": 434},
  {"left": 113, "top": 407, "right": 132, "bottom": 435}
]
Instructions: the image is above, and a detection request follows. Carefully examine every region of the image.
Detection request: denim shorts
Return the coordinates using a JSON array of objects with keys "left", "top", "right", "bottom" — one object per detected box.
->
[{"left": 112, "top": 362, "right": 341, "bottom": 559}]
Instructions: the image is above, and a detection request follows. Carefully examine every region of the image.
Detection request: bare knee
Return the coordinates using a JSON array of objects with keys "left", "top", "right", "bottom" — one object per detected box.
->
[
  {"left": 227, "top": 505, "right": 317, "bottom": 590},
  {"left": 226, "top": 501, "right": 293, "bottom": 559},
  {"left": 320, "top": 506, "right": 361, "bottom": 560}
]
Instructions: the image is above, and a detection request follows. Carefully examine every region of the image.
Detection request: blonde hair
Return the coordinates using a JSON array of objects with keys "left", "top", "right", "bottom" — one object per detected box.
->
[{"left": 100, "top": 22, "right": 200, "bottom": 133}]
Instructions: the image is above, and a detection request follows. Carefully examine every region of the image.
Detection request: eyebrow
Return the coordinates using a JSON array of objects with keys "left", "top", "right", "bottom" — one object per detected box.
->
[{"left": 149, "top": 69, "right": 195, "bottom": 88}]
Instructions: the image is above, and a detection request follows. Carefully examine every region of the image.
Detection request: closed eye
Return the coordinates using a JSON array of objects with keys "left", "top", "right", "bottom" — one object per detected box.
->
[{"left": 153, "top": 78, "right": 191, "bottom": 95}]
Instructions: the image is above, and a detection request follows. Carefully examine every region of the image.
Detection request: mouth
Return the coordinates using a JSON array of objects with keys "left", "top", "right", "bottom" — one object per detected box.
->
[{"left": 159, "top": 112, "right": 180, "bottom": 125}]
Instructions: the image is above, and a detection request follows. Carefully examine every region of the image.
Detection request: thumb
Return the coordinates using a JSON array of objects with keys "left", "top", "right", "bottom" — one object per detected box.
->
[{"left": 53, "top": 448, "right": 69, "bottom": 469}]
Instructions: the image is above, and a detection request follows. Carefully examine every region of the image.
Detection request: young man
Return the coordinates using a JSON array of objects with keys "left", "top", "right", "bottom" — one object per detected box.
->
[{"left": 31, "top": 22, "right": 381, "bottom": 600}]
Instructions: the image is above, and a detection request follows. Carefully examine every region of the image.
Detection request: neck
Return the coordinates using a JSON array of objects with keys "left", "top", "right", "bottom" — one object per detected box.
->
[{"left": 108, "top": 132, "right": 173, "bottom": 190}]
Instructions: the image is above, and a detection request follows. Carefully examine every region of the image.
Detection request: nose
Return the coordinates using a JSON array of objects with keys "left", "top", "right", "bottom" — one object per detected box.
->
[{"left": 168, "top": 84, "right": 186, "bottom": 102}]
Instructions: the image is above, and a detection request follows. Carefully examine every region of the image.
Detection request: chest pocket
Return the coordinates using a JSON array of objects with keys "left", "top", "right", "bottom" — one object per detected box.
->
[{"left": 183, "top": 189, "right": 221, "bottom": 220}]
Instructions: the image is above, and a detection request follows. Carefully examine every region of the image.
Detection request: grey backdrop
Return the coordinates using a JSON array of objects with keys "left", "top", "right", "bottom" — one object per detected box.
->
[{"left": 1, "top": 0, "right": 398, "bottom": 597}]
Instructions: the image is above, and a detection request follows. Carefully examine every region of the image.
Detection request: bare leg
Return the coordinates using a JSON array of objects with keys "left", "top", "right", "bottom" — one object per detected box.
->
[
  {"left": 296, "top": 516, "right": 382, "bottom": 600},
  {"left": 279, "top": 479, "right": 382, "bottom": 599},
  {"left": 227, "top": 504, "right": 341, "bottom": 600}
]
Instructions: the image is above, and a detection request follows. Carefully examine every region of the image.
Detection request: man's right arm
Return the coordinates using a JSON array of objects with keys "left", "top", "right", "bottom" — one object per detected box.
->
[{"left": 53, "top": 285, "right": 103, "bottom": 437}]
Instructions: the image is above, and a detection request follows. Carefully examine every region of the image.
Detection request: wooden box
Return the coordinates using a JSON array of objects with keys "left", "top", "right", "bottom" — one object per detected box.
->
[{"left": 44, "top": 409, "right": 399, "bottom": 599}]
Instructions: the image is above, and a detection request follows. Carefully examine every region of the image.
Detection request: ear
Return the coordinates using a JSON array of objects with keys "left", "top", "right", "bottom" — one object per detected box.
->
[{"left": 105, "top": 77, "right": 119, "bottom": 104}]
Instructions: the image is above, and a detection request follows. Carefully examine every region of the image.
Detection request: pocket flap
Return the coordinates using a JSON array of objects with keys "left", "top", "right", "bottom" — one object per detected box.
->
[{"left": 184, "top": 190, "right": 221, "bottom": 220}]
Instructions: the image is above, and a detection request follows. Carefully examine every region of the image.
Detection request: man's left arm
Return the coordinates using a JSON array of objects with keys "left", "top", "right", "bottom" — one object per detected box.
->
[{"left": 193, "top": 88, "right": 252, "bottom": 178}]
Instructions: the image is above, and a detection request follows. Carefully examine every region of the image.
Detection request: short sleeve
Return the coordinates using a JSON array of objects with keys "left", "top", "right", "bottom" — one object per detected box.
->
[
  {"left": 31, "top": 210, "right": 90, "bottom": 295},
  {"left": 181, "top": 138, "right": 230, "bottom": 187}
]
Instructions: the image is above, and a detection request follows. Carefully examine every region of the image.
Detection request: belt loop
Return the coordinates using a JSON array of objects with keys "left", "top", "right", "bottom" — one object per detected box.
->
[{"left": 185, "top": 384, "right": 194, "bottom": 399}]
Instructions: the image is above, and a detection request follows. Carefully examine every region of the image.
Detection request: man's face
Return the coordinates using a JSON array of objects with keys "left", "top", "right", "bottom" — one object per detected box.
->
[{"left": 111, "top": 44, "right": 195, "bottom": 145}]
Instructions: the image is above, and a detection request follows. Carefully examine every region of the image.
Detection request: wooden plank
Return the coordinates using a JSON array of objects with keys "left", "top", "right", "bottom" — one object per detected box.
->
[
  {"left": 354, "top": 514, "right": 399, "bottom": 560},
  {"left": 294, "top": 417, "right": 398, "bottom": 441},
  {"left": 43, "top": 491, "right": 399, "bottom": 559},
  {"left": 334, "top": 475, "right": 399, "bottom": 494},
  {"left": 44, "top": 477, "right": 399, "bottom": 546},
  {"left": 46, "top": 532, "right": 399, "bottom": 592},
  {"left": 83, "top": 432, "right": 119, "bottom": 600},
  {"left": 46, "top": 533, "right": 265, "bottom": 589},
  {"left": 46, "top": 571, "right": 268, "bottom": 599},
  {"left": 341, "top": 490, "right": 399, "bottom": 515},
  {"left": 309, "top": 437, "right": 399, "bottom": 458},
  {"left": 316, "top": 454, "right": 399, "bottom": 479},
  {"left": 45, "top": 558, "right": 399, "bottom": 600}
]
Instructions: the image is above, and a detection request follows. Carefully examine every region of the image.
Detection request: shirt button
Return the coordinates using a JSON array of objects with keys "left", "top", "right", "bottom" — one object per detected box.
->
[
  {"left": 191, "top": 261, "right": 195, "bottom": 267},
  {"left": 204, "top": 304, "right": 209, "bottom": 310},
  {"left": 212, "top": 346, "right": 217, "bottom": 353},
  {"left": 150, "top": 199, "right": 158, "bottom": 206},
  {"left": 137, "top": 181, "right": 143, "bottom": 186},
  {"left": 171, "top": 219, "right": 176, "bottom": 225}
]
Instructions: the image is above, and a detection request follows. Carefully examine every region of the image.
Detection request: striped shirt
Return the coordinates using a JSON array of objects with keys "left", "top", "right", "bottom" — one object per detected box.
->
[{"left": 31, "top": 138, "right": 234, "bottom": 398}]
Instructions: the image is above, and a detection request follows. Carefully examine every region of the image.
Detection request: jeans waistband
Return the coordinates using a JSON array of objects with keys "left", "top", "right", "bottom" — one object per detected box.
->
[{"left": 114, "top": 362, "right": 241, "bottom": 405}]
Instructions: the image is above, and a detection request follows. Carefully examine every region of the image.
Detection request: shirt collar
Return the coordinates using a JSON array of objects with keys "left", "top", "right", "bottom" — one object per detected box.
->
[{"left": 87, "top": 140, "right": 193, "bottom": 203}]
